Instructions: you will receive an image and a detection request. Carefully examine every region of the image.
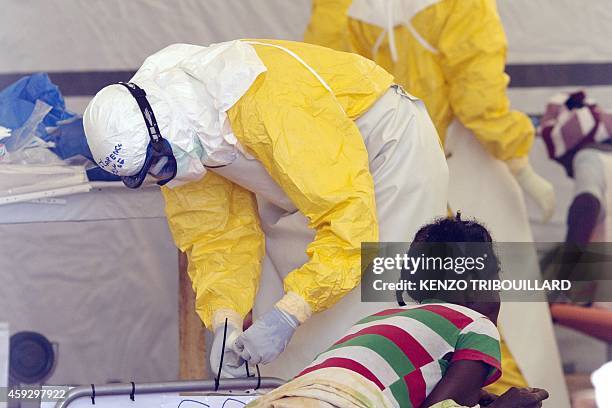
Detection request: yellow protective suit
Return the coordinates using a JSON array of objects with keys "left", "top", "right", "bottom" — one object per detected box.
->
[
  {"left": 162, "top": 39, "right": 394, "bottom": 329},
  {"left": 305, "top": 1, "right": 535, "bottom": 396},
  {"left": 304, "top": 0, "right": 534, "bottom": 161}
]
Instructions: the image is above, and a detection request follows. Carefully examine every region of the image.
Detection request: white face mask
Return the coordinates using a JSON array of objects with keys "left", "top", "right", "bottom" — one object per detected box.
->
[{"left": 164, "top": 139, "right": 208, "bottom": 188}]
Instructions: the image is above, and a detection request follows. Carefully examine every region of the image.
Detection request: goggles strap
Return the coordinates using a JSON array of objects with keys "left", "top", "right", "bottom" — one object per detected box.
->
[{"left": 117, "top": 82, "right": 163, "bottom": 146}]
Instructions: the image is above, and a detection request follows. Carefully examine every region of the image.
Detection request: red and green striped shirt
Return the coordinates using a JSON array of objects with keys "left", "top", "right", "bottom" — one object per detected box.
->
[{"left": 297, "top": 301, "right": 502, "bottom": 408}]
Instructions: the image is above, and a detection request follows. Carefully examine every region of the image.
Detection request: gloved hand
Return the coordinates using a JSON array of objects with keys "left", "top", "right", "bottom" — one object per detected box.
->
[
  {"left": 507, "top": 158, "right": 556, "bottom": 223},
  {"left": 234, "top": 292, "right": 310, "bottom": 365},
  {"left": 209, "top": 310, "right": 247, "bottom": 378},
  {"left": 234, "top": 306, "right": 298, "bottom": 365}
]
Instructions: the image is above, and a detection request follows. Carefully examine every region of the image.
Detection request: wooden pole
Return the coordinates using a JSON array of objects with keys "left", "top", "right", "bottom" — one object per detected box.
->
[{"left": 178, "top": 250, "right": 208, "bottom": 379}]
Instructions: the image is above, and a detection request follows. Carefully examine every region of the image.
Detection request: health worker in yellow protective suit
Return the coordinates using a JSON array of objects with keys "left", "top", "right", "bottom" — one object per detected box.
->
[
  {"left": 304, "top": 1, "right": 570, "bottom": 406},
  {"left": 83, "top": 39, "right": 448, "bottom": 380}
]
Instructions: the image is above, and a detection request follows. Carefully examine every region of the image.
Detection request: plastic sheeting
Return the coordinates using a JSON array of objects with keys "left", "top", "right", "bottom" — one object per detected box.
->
[
  {"left": 0, "top": 1, "right": 311, "bottom": 73},
  {"left": 0, "top": 189, "right": 179, "bottom": 384},
  {"left": 3, "top": 1, "right": 612, "bottom": 71},
  {"left": 0, "top": 323, "right": 7, "bottom": 389},
  {"left": 498, "top": 0, "right": 612, "bottom": 64},
  {"left": 0, "top": 164, "right": 90, "bottom": 206},
  {"left": 499, "top": 0, "right": 612, "bottom": 113},
  {"left": 3, "top": 0, "right": 612, "bottom": 113}
]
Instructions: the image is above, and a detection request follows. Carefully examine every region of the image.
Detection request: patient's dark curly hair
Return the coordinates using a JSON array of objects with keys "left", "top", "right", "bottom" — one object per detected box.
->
[
  {"left": 397, "top": 212, "right": 501, "bottom": 305},
  {"left": 413, "top": 211, "right": 494, "bottom": 243}
]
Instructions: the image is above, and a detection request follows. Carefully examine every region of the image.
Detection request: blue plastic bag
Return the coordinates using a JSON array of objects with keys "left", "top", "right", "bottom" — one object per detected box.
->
[
  {"left": 0, "top": 73, "right": 75, "bottom": 131},
  {"left": 0, "top": 73, "right": 120, "bottom": 181},
  {"left": 46, "top": 118, "right": 120, "bottom": 181},
  {"left": 46, "top": 118, "right": 91, "bottom": 160}
]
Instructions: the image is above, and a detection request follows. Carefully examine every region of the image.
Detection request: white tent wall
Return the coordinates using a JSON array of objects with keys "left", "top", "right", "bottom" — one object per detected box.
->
[
  {"left": 1, "top": 0, "right": 610, "bottom": 389},
  {"left": 501, "top": 0, "right": 612, "bottom": 64},
  {"left": 500, "top": 0, "right": 612, "bottom": 114},
  {"left": 0, "top": 0, "right": 312, "bottom": 113},
  {"left": 0, "top": 0, "right": 312, "bottom": 72},
  {"left": 0, "top": 218, "right": 179, "bottom": 384},
  {"left": 3, "top": 0, "right": 612, "bottom": 113}
]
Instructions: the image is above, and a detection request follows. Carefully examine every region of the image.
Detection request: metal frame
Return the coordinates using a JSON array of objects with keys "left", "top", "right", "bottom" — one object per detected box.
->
[{"left": 55, "top": 378, "right": 285, "bottom": 408}]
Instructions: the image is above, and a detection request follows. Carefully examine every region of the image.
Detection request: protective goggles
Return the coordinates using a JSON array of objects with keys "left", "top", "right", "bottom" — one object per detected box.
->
[{"left": 117, "top": 82, "right": 177, "bottom": 188}]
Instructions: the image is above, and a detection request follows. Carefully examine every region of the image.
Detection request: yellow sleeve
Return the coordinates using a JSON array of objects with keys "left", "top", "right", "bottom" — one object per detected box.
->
[
  {"left": 229, "top": 87, "right": 378, "bottom": 315},
  {"left": 303, "top": 0, "right": 353, "bottom": 51},
  {"left": 439, "top": 0, "right": 534, "bottom": 160},
  {"left": 161, "top": 172, "right": 265, "bottom": 329}
]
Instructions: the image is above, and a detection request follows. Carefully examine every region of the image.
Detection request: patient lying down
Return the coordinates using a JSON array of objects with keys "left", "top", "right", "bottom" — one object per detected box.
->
[{"left": 247, "top": 215, "right": 549, "bottom": 408}]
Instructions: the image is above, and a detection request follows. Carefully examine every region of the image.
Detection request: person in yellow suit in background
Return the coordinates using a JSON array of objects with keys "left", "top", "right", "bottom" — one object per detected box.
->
[
  {"left": 305, "top": 0, "right": 554, "bottom": 217},
  {"left": 304, "top": 1, "right": 570, "bottom": 406}
]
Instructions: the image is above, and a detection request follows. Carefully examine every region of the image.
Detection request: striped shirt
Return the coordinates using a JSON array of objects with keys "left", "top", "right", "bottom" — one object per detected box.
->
[{"left": 297, "top": 301, "right": 502, "bottom": 408}]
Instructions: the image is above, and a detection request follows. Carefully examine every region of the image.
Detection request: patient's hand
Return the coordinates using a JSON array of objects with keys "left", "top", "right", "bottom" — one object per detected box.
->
[
  {"left": 488, "top": 387, "right": 549, "bottom": 408},
  {"left": 478, "top": 389, "right": 498, "bottom": 406}
]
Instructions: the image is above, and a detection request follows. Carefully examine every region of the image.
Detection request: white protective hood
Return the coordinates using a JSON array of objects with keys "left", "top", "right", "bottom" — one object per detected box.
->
[{"left": 84, "top": 41, "right": 267, "bottom": 186}]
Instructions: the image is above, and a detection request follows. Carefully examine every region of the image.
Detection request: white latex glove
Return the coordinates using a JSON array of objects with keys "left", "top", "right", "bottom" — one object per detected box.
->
[
  {"left": 234, "top": 306, "right": 298, "bottom": 365},
  {"left": 507, "top": 159, "right": 556, "bottom": 223},
  {"left": 209, "top": 310, "right": 247, "bottom": 378},
  {"left": 234, "top": 292, "right": 310, "bottom": 365}
]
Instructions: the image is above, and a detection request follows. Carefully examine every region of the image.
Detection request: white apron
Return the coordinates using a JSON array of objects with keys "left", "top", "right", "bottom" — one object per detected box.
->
[
  {"left": 445, "top": 121, "right": 570, "bottom": 407},
  {"left": 214, "top": 85, "right": 449, "bottom": 379},
  {"left": 590, "top": 151, "right": 612, "bottom": 242},
  {"left": 586, "top": 150, "right": 612, "bottom": 311}
]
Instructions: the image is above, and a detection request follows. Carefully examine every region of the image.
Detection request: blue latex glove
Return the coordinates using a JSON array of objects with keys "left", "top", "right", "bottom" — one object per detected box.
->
[
  {"left": 209, "top": 324, "right": 247, "bottom": 378},
  {"left": 234, "top": 307, "right": 299, "bottom": 365}
]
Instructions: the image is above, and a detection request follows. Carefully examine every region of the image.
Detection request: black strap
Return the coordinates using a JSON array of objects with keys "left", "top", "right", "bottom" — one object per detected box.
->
[
  {"left": 214, "top": 318, "right": 229, "bottom": 391},
  {"left": 255, "top": 365, "right": 261, "bottom": 390},
  {"left": 214, "top": 318, "right": 261, "bottom": 392},
  {"left": 90, "top": 384, "right": 96, "bottom": 405},
  {"left": 130, "top": 381, "right": 136, "bottom": 401},
  {"left": 204, "top": 164, "right": 229, "bottom": 169},
  {"left": 117, "top": 82, "right": 163, "bottom": 146}
]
